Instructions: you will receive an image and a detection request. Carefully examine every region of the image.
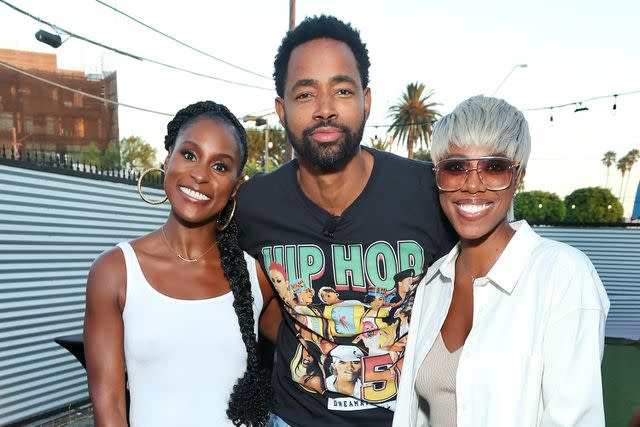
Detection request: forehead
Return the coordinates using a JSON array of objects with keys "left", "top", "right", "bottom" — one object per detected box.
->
[
  {"left": 286, "top": 38, "right": 361, "bottom": 89},
  {"left": 176, "top": 117, "right": 241, "bottom": 156},
  {"left": 445, "top": 144, "right": 504, "bottom": 159}
]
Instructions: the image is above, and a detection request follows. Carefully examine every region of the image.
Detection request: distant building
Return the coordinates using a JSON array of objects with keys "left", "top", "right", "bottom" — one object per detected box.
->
[{"left": 0, "top": 48, "right": 118, "bottom": 160}]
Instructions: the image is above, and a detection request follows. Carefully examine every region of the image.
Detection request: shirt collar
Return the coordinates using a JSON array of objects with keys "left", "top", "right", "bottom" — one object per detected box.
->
[{"left": 434, "top": 220, "right": 541, "bottom": 294}]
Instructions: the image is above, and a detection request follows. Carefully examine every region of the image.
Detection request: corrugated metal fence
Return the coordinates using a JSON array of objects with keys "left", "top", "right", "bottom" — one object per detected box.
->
[
  {"left": 0, "top": 161, "right": 639, "bottom": 425},
  {"left": 0, "top": 162, "right": 169, "bottom": 426},
  {"left": 534, "top": 226, "right": 640, "bottom": 341}
]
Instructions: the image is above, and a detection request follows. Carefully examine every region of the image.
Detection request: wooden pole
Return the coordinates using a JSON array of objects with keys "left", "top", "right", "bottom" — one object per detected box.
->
[{"left": 285, "top": 0, "right": 296, "bottom": 161}]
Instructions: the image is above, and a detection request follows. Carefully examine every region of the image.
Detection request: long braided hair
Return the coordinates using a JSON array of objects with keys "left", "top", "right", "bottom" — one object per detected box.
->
[{"left": 165, "top": 101, "right": 271, "bottom": 426}]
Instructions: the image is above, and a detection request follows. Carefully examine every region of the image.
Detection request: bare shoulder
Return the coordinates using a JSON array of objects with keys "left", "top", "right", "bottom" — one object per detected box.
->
[{"left": 86, "top": 246, "right": 127, "bottom": 310}]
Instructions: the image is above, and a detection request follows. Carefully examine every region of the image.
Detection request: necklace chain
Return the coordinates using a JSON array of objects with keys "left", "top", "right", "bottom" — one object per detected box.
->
[{"left": 160, "top": 226, "right": 218, "bottom": 263}]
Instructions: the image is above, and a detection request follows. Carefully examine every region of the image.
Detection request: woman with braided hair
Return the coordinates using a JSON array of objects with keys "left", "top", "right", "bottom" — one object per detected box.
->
[{"left": 84, "top": 101, "right": 277, "bottom": 426}]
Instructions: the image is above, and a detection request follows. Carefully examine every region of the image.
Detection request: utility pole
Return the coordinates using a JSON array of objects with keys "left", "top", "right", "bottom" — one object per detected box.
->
[
  {"left": 289, "top": 0, "right": 296, "bottom": 31},
  {"left": 285, "top": 0, "right": 296, "bottom": 161}
]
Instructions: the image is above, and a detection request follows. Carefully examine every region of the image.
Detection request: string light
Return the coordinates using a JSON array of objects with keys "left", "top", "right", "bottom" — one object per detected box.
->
[
  {"left": 549, "top": 107, "right": 554, "bottom": 127},
  {"left": 523, "top": 88, "right": 640, "bottom": 113},
  {"left": 612, "top": 94, "right": 618, "bottom": 116},
  {"left": 574, "top": 102, "right": 589, "bottom": 113}
]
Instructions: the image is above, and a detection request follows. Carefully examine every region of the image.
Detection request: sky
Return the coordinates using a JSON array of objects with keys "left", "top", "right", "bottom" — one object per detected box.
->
[{"left": 1, "top": 0, "right": 639, "bottom": 216}]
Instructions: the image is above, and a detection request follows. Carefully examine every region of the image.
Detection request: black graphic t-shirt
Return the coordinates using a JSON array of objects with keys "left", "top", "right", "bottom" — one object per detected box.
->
[{"left": 237, "top": 147, "right": 456, "bottom": 427}]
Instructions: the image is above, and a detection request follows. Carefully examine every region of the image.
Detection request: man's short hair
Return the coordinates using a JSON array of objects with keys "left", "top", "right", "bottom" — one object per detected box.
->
[{"left": 273, "top": 14, "right": 370, "bottom": 98}]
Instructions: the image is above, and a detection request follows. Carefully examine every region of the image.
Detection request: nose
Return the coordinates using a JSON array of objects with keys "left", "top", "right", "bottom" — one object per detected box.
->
[
  {"left": 189, "top": 162, "right": 210, "bottom": 184},
  {"left": 313, "top": 89, "right": 337, "bottom": 121},
  {"left": 460, "top": 165, "right": 486, "bottom": 194}
]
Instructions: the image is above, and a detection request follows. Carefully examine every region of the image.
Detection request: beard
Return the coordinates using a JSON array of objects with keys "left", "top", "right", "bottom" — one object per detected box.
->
[{"left": 285, "top": 118, "right": 365, "bottom": 173}]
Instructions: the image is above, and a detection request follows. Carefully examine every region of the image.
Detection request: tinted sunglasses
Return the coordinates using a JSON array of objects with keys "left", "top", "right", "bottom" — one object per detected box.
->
[{"left": 433, "top": 157, "right": 519, "bottom": 192}]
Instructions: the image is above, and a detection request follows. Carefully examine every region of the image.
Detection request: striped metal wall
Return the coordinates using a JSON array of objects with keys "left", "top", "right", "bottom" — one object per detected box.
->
[
  {"left": 534, "top": 226, "right": 640, "bottom": 340},
  {"left": 0, "top": 163, "right": 169, "bottom": 426},
  {"left": 1, "top": 161, "right": 639, "bottom": 424}
]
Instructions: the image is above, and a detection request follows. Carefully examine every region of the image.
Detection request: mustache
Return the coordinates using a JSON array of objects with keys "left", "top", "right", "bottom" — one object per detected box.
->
[{"left": 302, "top": 120, "right": 351, "bottom": 138}]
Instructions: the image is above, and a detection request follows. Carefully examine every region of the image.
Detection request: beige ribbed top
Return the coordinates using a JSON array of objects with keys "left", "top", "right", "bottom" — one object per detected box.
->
[{"left": 414, "top": 333, "right": 462, "bottom": 427}]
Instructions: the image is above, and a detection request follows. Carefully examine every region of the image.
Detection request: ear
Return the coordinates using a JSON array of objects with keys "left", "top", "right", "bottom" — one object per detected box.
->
[
  {"left": 363, "top": 87, "right": 372, "bottom": 121},
  {"left": 163, "top": 150, "right": 171, "bottom": 170},
  {"left": 275, "top": 96, "right": 285, "bottom": 126},
  {"left": 231, "top": 174, "right": 244, "bottom": 199},
  {"left": 516, "top": 168, "right": 526, "bottom": 186}
]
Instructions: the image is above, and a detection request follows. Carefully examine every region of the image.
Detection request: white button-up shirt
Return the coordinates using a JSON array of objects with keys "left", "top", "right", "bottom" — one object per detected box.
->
[{"left": 393, "top": 221, "right": 609, "bottom": 427}]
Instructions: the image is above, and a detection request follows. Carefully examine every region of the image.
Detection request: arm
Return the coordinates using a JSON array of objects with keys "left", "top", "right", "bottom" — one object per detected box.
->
[
  {"left": 256, "top": 260, "right": 282, "bottom": 343},
  {"left": 540, "top": 262, "right": 608, "bottom": 426},
  {"left": 83, "top": 249, "right": 128, "bottom": 427}
]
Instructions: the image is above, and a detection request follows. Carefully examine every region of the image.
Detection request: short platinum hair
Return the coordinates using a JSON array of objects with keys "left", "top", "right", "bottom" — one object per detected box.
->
[{"left": 431, "top": 95, "right": 531, "bottom": 170}]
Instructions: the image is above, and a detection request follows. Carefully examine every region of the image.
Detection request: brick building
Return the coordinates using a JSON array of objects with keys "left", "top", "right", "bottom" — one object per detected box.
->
[{"left": 0, "top": 48, "right": 118, "bottom": 160}]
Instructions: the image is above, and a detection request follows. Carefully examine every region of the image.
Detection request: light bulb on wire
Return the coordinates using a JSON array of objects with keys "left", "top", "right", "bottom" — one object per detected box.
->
[
  {"left": 612, "top": 95, "right": 618, "bottom": 116},
  {"left": 549, "top": 108, "right": 554, "bottom": 127}
]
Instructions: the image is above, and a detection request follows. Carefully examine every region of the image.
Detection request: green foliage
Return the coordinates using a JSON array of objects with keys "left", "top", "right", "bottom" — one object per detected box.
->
[
  {"left": 120, "top": 136, "right": 158, "bottom": 172},
  {"left": 564, "top": 187, "right": 623, "bottom": 223},
  {"left": 368, "top": 135, "right": 389, "bottom": 152},
  {"left": 514, "top": 190, "right": 566, "bottom": 223},
  {"left": 413, "top": 148, "right": 432, "bottom": 161},
  {"left": 246, "top": 126, "right": 288, "bottom": 172},
  {"left": 388, "top": 82, "right": 441, "bottom": 159},
  {"left": 102, "top": 142, "right": 121, "bottom": 169},
  {"left": 79, "top": 142, "right": 102, "bottom": 167}
]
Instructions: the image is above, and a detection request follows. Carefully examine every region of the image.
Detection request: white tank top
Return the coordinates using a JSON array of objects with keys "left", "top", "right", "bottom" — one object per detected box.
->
[{"left": 118, "top": 242, "right": 263, "bottom": 427}]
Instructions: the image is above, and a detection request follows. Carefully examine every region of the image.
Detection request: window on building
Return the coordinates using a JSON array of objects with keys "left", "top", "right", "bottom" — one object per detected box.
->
[
  {"left": 74, "top": 118, "right": 85, "bottom": 137},
  {"left": 73, "top": 93, "right": 83, "bottom": 107},
  {"left": 52, "top": 88, "right": 58, "bottom": 102},
  {"left": 63, "top": 101, "right": 73, "bottom": 108},
  {"left": 45, "top": 116, "right": 54, "bottom": 135},
  {"left": 24, "top": 116, "right": 33, "bottom": 134},
  {"left": 0, "top": 112, "right": 14, "bottom": 131}
]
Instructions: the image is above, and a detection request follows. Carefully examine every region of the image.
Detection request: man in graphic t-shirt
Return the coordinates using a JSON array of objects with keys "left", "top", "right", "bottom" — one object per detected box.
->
[{"left": 236, "top": 15, "right": 456, "bottom": 427}]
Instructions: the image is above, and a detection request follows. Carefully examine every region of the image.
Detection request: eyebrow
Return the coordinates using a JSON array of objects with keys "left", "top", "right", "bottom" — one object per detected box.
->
[
  {"left": 330, "top": 75, "right": 358, "bottom": 85},
  {"left": 179, "top": 141, "right": 236, "bottom": 161},
  {"left": 290, "top": 75, "right": 358, "bottom": 92}
]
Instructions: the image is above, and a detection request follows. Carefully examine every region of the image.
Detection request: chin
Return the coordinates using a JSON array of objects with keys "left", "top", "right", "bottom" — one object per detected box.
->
[{"left": 453, "top": 217, "right": 509, "bottom": 244}]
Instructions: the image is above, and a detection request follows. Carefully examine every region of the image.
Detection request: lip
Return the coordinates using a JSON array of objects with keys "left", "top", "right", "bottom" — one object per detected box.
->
[
  {"left": 178, "top": 185, "right": 211, "bottom": 202},
  {"left": 310, "top": 126, "right": 343, "bottom": 143},
  {"left": 453, "top": 199, "right": 493, "bottom": 219}
]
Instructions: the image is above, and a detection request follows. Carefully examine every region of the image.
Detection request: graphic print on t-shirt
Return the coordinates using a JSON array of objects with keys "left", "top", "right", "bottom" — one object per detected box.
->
[{"left": 262, "top": 240, "right": 425, "bottom": 410}]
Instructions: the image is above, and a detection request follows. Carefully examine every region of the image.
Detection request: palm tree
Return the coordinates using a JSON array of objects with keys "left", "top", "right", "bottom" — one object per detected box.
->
[
  {"left": 388, "top": 82, "right": 441, "bottom": 159},
  {"left": 623, "top": 149, "right": 639, "bottom": 201},
  {"left": 601, "top": 151, "right": 616, "bottom": 189},
  {"left": 369, "top": 135, "right": 389, "bottom": 152},
  {"left": 617, "top": 155, "right": 629, "bottom": 200}
]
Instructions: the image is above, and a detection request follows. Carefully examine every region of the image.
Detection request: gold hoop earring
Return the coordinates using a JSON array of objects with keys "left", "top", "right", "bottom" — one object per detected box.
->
[
  {"left": 216, "top": 197, "right": 236, "bottom": 231},
  {"left": 138, "top": 168, "right": 168, "bottom": 205}
]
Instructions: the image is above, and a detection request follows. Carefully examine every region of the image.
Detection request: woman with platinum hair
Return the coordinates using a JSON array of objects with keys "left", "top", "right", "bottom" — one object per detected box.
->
[{"left": 393, "top": 95, "right": 609, "bottom": 427}]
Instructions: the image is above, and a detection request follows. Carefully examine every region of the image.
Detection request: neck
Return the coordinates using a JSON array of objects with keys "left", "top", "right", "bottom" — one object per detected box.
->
[
  {"left": 162, "top": 214, "right": 218, "bottom": 259},
  {"left": 297, "top": 147, "right": 373, "bottom": 216},
  {"left": 457, "top": 220, "right": 515, "bottom": 279}
]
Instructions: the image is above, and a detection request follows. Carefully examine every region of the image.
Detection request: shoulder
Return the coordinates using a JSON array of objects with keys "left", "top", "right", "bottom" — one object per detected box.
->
[
  {"left": 90, "top": 246, "right": 126, "bottom": 278},
  {"left": 86, "top": 246, "right": 127, "bottom": 307},
  {"left": 529, "top": 236, "right": 609, "bottom": 312},
  {"left": 237, "top": 161, "right": 295, "bottom": 200},
  {"left": 532, "top": 237, "right": 594, "bottom": 271},
  {"left": 371, "top": 148, "right": 434, "bottom": 180}
]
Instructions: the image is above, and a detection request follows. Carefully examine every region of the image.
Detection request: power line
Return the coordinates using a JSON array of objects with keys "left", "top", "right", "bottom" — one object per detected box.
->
[
  {"left": 522, "top": 89, "right": 640, "bottom": 112},
  {"left": 93, "top": 0, "right": 271, "bottom": 80},
  {"left": 0, "top": 0, "right": 273, "bottom": 91},
  {"left": 366, "top": 89, "right": 640, "bottom": 129},
  {"left": 0, "top": 60, "right": 174, "bottom": 116}
]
